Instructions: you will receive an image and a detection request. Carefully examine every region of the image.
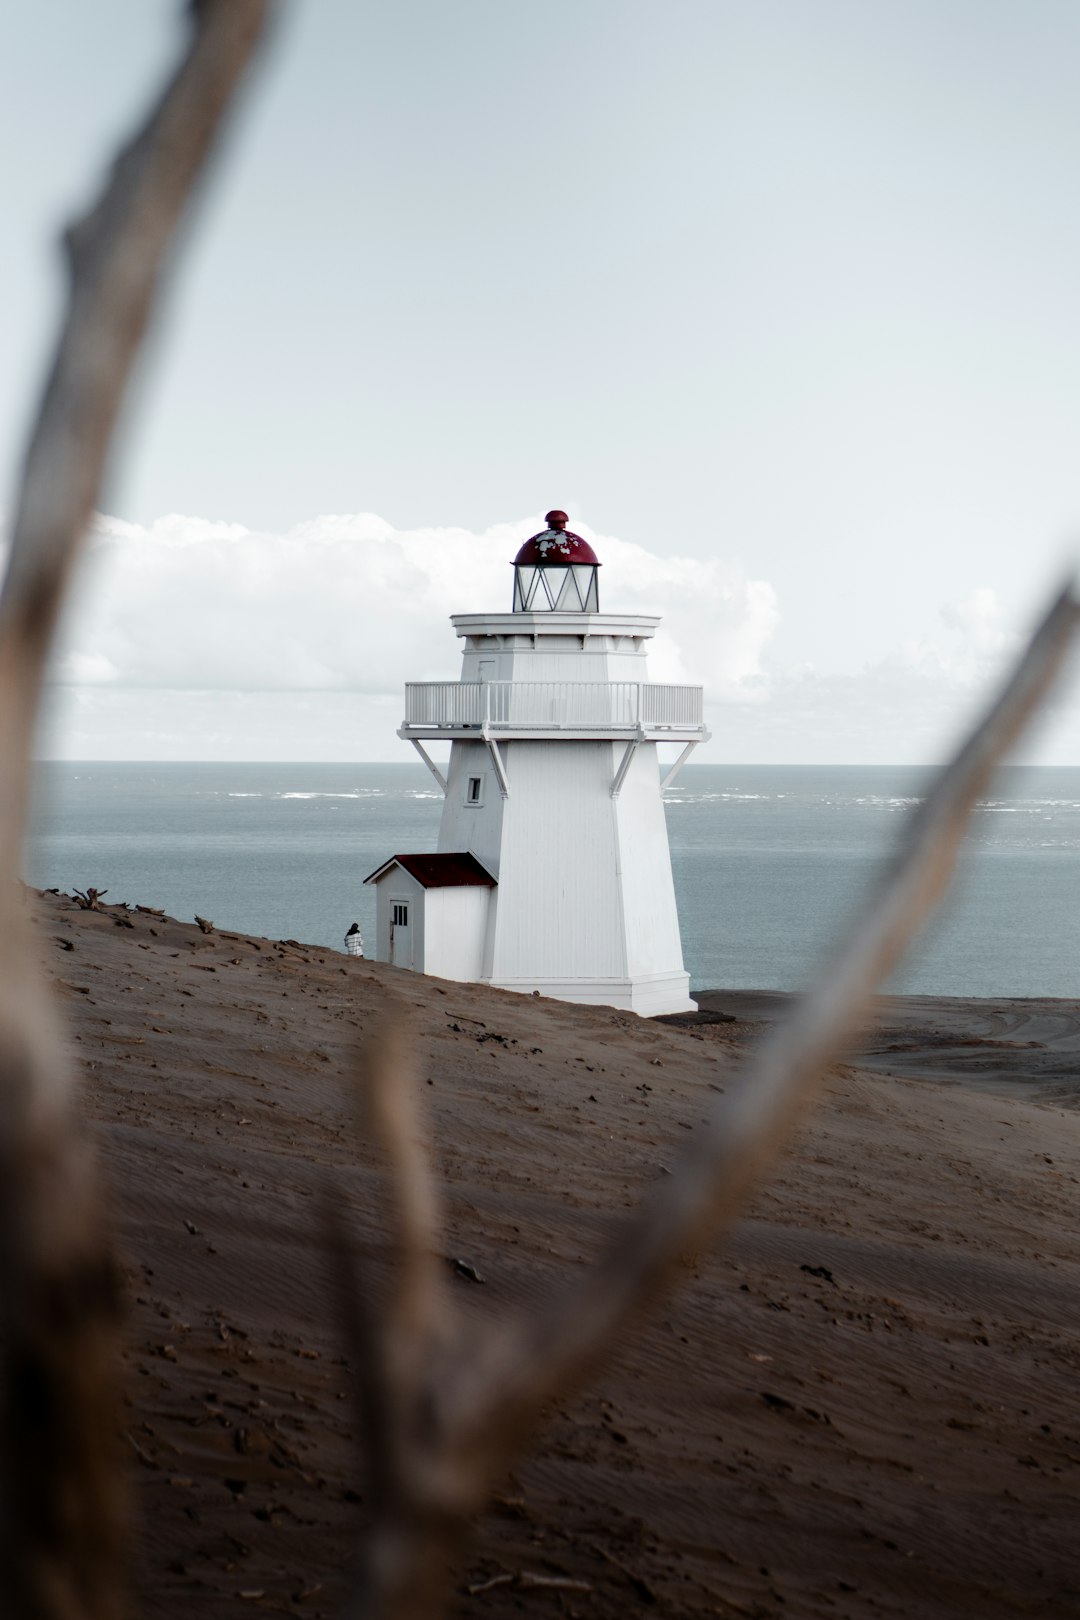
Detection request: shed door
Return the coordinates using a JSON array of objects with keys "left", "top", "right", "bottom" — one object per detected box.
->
[{"left": 389, "top": 897, "right": 414, "bottom": 970}]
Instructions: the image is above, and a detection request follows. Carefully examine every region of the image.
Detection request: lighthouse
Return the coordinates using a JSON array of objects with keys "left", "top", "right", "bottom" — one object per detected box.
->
[{"left": 364, "top": 511, "right": 708, "bottom": 1016}]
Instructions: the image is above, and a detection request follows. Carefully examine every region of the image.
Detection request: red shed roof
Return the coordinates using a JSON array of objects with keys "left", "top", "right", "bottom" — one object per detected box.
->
[{"left": 363, "top": 852, "right": 497, "bottom": 889}]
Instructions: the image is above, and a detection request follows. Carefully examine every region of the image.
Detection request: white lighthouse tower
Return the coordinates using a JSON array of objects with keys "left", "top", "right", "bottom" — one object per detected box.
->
[{"left": 364, "top": 510, "right": 708, "bottom": 1016}]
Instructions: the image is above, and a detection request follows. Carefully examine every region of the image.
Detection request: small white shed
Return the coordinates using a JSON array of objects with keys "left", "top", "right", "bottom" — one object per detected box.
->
[{"left": 363, "top": 852, "right": 497, "bottom": 981}]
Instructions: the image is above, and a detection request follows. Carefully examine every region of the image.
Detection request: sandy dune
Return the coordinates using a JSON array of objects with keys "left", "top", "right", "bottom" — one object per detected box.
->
[
  {"left": 699, "top": 988, "right": 1080, "bottom": 1106},
  {"left": 25, "top": 889, "right": 1080, "bottom": 1618}
]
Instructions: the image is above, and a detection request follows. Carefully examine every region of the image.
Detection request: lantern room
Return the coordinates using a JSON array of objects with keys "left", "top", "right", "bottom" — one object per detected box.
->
[{"left": 511, "top": 508, "right": 600, "bottom": 612}]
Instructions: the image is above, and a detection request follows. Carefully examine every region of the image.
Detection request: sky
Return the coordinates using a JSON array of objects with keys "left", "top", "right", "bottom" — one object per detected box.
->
[{"left": 3, "top": 1, "right": 1080, "bottom": 763}]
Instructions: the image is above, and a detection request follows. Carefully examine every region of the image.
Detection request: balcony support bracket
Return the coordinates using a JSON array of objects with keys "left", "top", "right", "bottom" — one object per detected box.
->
[
  {"left": 661, "top": 740, "right": 700, "bottom": 792},
  {"left": 406, "top": 737, "right": 447, "bottom": 794},
  {"left": 483, "top": 734, "right": 511, "bottom": 799},
  {"left": 611, "top": 739, "right": 639, "bottom": 799}
]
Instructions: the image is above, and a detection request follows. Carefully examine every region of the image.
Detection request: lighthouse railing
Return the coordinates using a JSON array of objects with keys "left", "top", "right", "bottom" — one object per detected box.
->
[
  {"left": 640, "top": 683, "right": 703, "bottom": 728},
  {"left": 403, "top": 681, "right": 704, "bottom": 732}
]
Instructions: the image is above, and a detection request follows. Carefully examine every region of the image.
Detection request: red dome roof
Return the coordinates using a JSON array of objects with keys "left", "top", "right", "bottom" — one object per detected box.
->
[{"left": 513, "top": 526, "right": 600, "bottom": 568}]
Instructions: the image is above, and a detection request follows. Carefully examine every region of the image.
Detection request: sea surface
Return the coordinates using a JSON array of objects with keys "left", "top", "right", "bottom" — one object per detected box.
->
[{"left": 24, "top": 762, "right": 1080, "bottom": 997}]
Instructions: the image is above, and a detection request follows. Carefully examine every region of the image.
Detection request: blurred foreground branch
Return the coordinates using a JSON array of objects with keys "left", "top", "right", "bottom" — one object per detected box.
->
[
  {"left": 343, "top": 581, "right": 1080, "bottom": 1620},
  {"left": 0, "top": 5, "right": 1077, "bottom": 1620},
  {"left": 0, "top": 6, "right": 273, "bottom": 1616}
]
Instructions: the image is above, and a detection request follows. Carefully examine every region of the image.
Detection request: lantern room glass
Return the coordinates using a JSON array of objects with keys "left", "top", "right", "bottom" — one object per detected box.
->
[{"left": 512, "top": 563, "right": 599, "bottom": 612}]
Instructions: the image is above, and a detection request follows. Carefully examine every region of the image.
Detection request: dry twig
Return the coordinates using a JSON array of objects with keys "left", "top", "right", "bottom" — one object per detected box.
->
[
  {"left": 72, "top": 888, "right": 107, "bottom": 911},
  {"left": 341, "top": 582, "right": 1080, "bottom": 1620},
  {"left": 466, "top": 1571, "right": 593, "bottom": 1596},
  {"left": 0, "top": 6, "right": 274, "bottom": 1616}
]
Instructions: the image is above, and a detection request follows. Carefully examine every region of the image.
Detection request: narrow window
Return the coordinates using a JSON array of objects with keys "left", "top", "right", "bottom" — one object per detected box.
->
[
  {"left": 466, "top": 776, "right": 482, "bottom": 805},
  {"left": 392, "top": 903, "right": 409, "bottom": 927}
]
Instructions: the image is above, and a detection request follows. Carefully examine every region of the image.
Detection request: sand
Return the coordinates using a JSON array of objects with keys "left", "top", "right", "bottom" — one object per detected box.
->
[{"left": 24, "top": 888, "right": 1080, "bottom": 1618}]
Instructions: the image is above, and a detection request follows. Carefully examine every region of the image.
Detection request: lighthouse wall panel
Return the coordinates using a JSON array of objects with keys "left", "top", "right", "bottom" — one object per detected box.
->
[
  {"left": 453, "top": 614, "right": 663, "bottom": 687},
  {"left": 613, "top": 746, "right": 686, "bottom": 977},
  {"left": 438, "top": 740, "right": 505, "bottom": 877},
  {"left": 385, "top": 607, "right": 698, "bottom": 1014},
  {"left": 468, "top": 651, "right": 649, "bottom": 683},
  {"left": 460, "top": 647, "right": 652, "bottom": 684},
  {"left": 488, "top": 740, "right": 627, "bottom": 982},
  {"left": 422, "top": 887, "right": 490, "bottom": 982}
]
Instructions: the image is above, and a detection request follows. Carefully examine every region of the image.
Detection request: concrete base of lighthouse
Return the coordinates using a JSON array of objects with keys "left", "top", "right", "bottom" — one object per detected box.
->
[{"left": 489, "top": 970, "right": 694, "bottom": 1017}]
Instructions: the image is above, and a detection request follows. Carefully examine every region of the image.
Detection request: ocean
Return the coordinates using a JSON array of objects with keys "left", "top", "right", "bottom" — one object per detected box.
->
[{"left": 24, "top": 761, "right": 1080, "bottom": 997}]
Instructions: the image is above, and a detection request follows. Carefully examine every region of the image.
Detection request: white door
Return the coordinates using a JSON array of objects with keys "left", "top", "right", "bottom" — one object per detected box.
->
[{"left": 389, "top": 897, "right": 413, "bottom": 969}]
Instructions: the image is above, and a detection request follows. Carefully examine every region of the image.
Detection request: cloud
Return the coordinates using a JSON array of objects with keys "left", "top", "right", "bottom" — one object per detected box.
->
[
  {"left": 592, "top": 535, "right": 779, "bottom": 693},
  {"left": 893, "top": 586, "right": 1019, "bottom": 685},
  {"left": 53, "top": 650, "right": 120, "bottom": 685},
  {"left": 47, "top": 511, "right": 778, "bottom": 698},
  {"left": 720, "top": 585, "right": 1080, "bottom": 765},
  {"left": 20, "top": 513, "right": 1080, "bottom": 763}
]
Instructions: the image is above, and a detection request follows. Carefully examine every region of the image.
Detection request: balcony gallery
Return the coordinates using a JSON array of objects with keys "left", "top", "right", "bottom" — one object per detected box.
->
[{"left": 400, "top": 679, "right": 706, "bottom": 740}]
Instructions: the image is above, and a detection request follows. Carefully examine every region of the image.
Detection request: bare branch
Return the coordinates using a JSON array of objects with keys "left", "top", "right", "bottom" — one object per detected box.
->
[
  {"left": 467, "top": 581, "right": 1080, "bottom": 1448},
  {"left": 323, "top": 1010, "right": 449, "bottom": 1522},
  {"left": 0, "top": 980, "right": 127, "bottom": 1620},
  {"left": 0, "top": 0, "right": 275, "bottom": 876},
  {"left": 362, "top": 1012, "right": 447, "bottom": 1368},
  {"left": 72, "top": 888, "right": 107, "bottom": 911},
  {"left": 344, "top": 582, "right": 1080, "bottom": 1620},
  {"left": 0, "top": 6, "right": 275, "bottom": 1616},
  {"left": 341, "top": 1014, "right": 459, "bottom": 1620}
]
